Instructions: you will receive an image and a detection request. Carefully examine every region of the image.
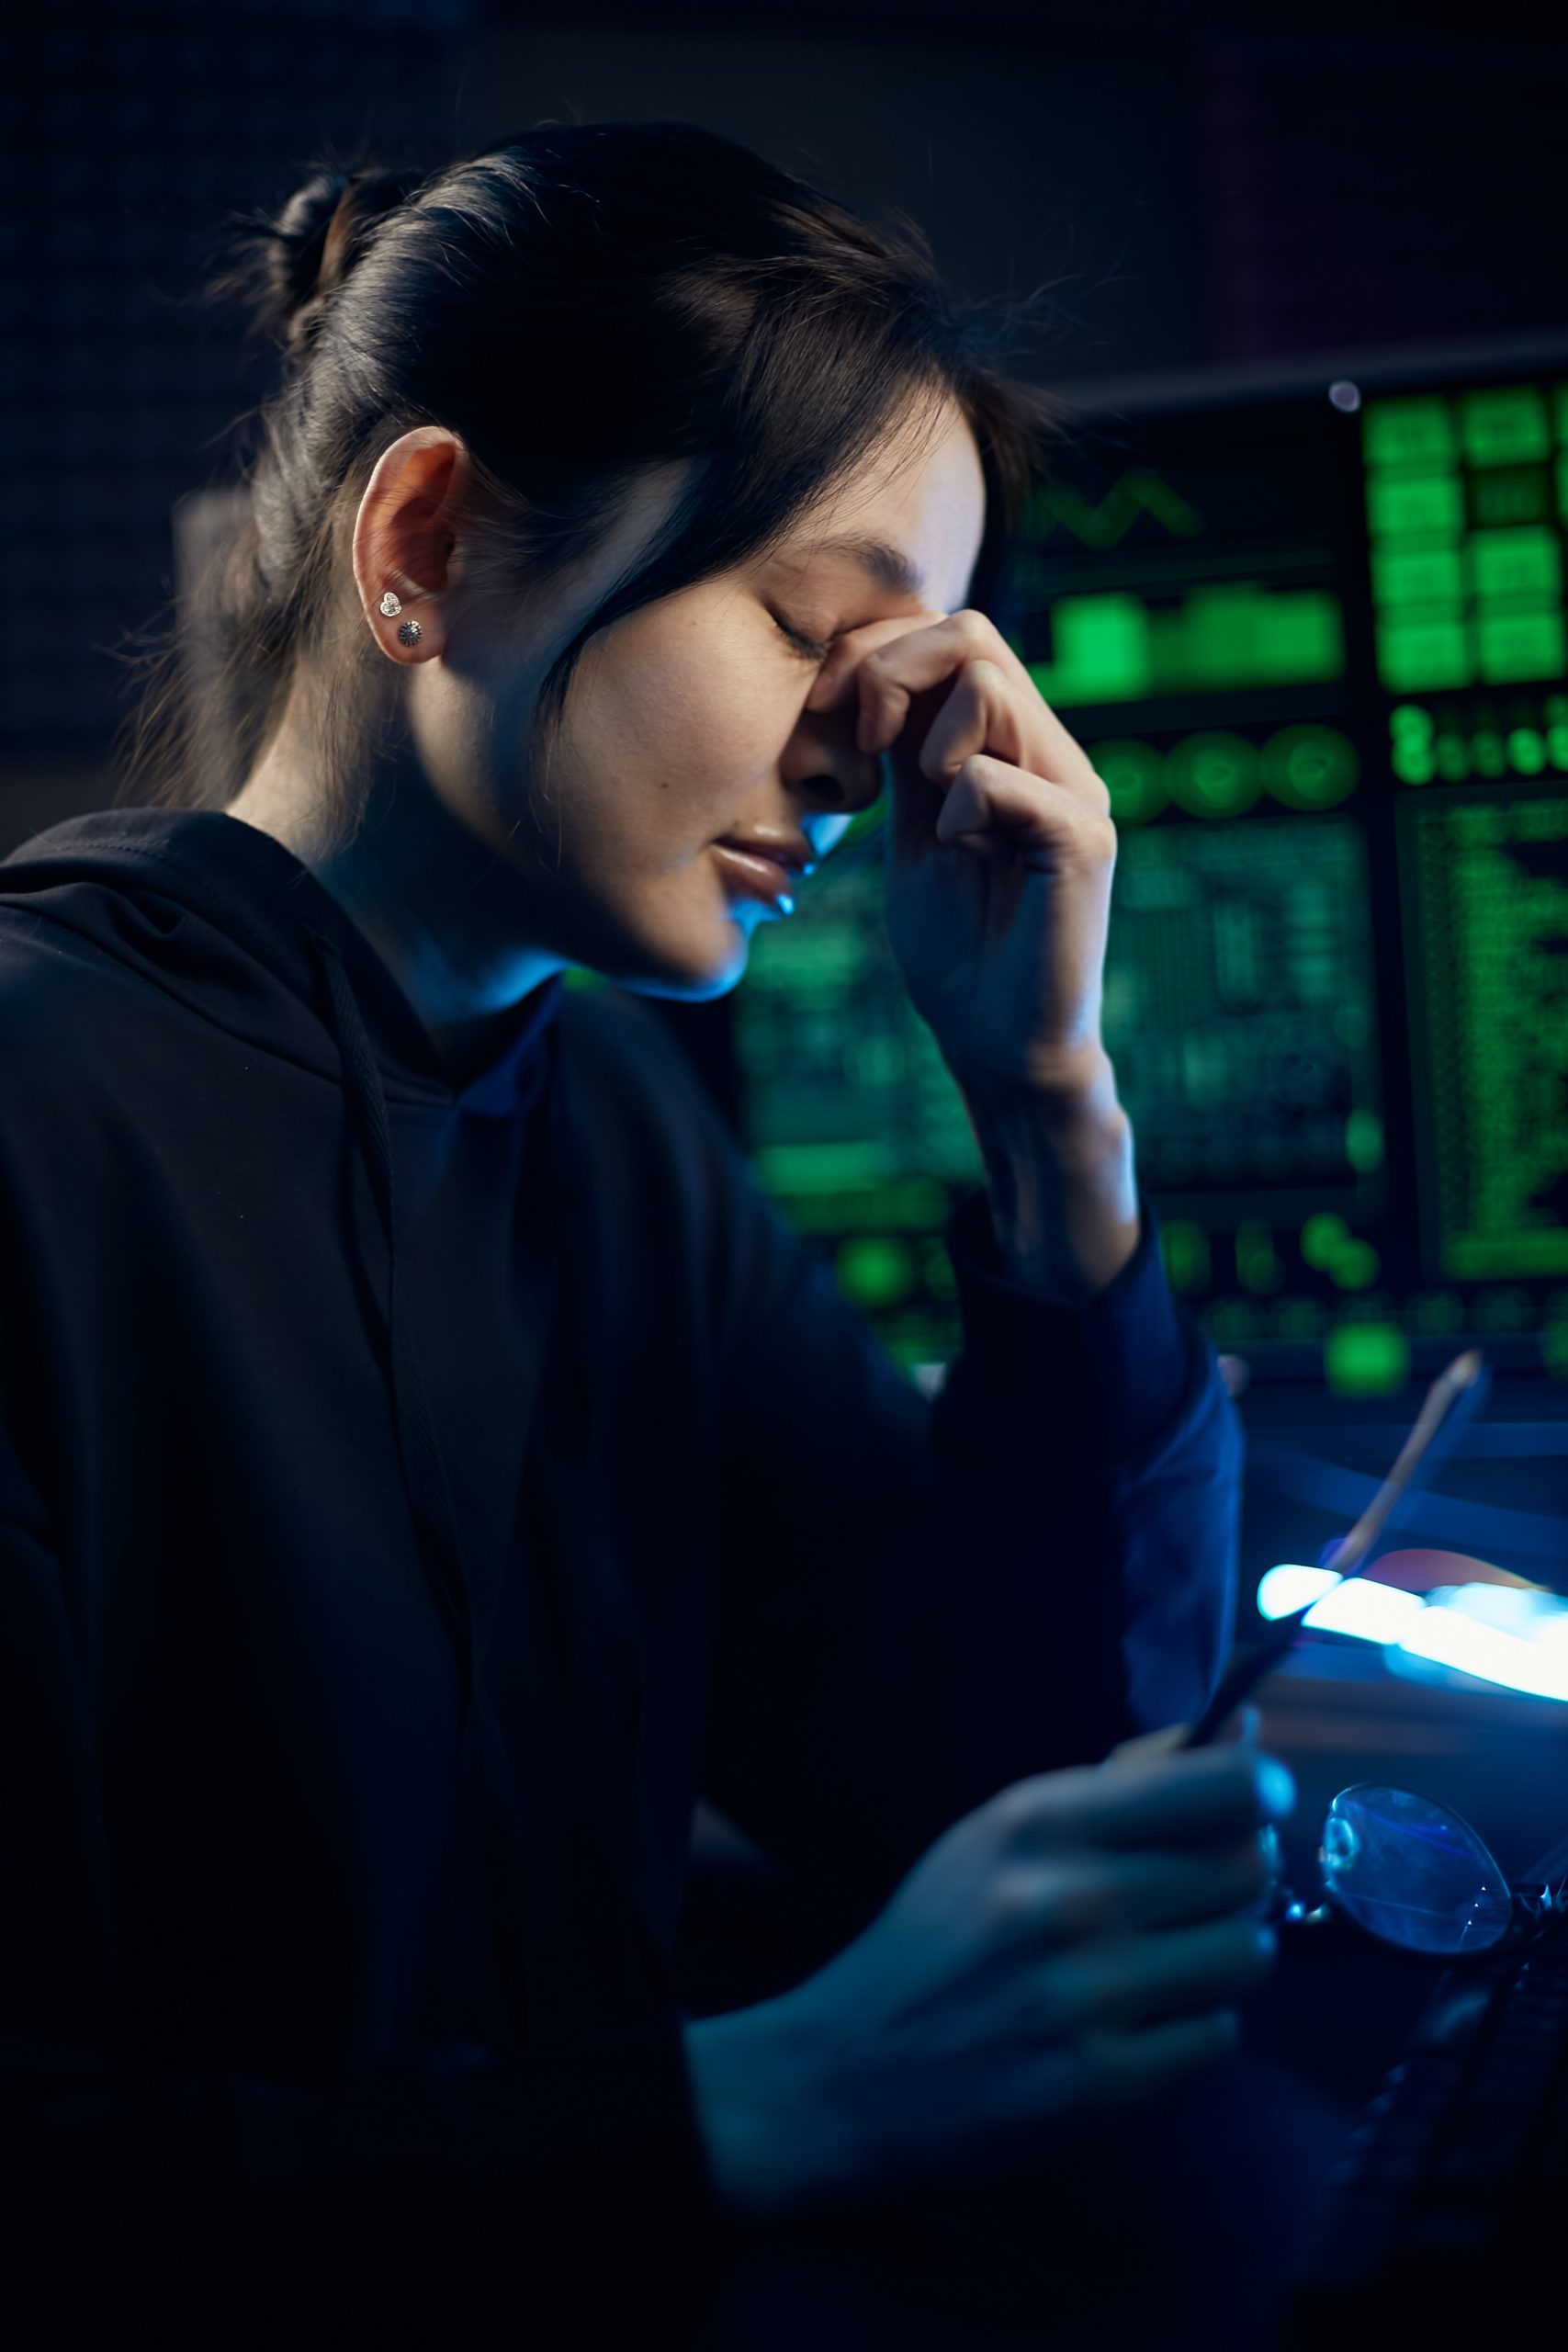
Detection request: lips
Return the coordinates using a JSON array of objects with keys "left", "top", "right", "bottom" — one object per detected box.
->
[
  {"left": 715, "top": 837, "right": 815, "bottom": 879},
  {"left": 711, "top": 842, "right": 807, "bottom": 904}
]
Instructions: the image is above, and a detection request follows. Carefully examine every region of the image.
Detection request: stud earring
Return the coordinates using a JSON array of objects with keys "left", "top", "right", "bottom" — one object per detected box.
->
[
  {"left": 378, "top": 591, "right": 402, "bottom": 616},
  {"left": 398, "top": 619, "right": 423, "bottom": 647}
]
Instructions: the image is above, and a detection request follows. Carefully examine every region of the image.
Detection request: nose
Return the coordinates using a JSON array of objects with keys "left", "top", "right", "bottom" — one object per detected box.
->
[{"left": 787, "top": 730, "right": 886, "bottom": 835}]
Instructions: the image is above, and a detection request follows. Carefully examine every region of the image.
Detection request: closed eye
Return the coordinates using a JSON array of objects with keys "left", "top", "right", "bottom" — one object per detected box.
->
[{"left": 773, "top": 614, "right": 833, "bottom": 663}]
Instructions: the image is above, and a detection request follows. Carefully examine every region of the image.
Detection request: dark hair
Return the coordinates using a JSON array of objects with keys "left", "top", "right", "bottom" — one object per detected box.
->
[{"left": 113, "top": 122, "right": 1072, "bottom": 851}]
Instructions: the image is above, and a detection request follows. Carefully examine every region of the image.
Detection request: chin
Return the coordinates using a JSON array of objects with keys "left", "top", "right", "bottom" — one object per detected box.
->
[{"left": 593, "top": 910, "right": 761, "bottom": 1003}]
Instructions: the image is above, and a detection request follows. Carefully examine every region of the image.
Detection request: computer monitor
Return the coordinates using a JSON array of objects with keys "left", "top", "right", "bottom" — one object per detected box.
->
[{"left": 717, "top": 331, "right": 1568, "bottom": 1394}]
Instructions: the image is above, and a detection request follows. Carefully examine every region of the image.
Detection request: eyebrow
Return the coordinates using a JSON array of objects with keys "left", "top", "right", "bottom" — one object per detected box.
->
[{"left": 795, "top": 533, "right": 927, "bottom": 599}]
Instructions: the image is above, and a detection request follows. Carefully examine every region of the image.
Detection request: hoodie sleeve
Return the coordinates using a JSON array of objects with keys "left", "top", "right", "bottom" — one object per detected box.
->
[
  {"left": 0, "top": 1506, "right": 724, "bottom": 2331},
  {"left": 700, "top": 1118, "right": 1243, "bottom": 1916}
]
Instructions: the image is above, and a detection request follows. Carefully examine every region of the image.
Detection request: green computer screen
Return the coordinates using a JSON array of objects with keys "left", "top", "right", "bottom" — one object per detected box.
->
[{"left": 624, "top": 347, "right": 1568, "bottom": 1392}]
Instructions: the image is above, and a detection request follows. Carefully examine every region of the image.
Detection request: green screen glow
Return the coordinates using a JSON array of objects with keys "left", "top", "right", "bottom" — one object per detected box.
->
[
  {"left": 736, "top": 853, "right": 983, "bottom": 1366},
  {"left": 1025, "top": 585, "right": 1344, "bottom": 707},
  {"left": 1364, "top": 383, "right": 1568, "bottom": 696},
  {"left": 1100, "top": 819, "right": 1383, "bottom": 1203},
  {"left": 1325, "top": 1324, "right": 1410, "bottom": 1397},
  {"left": 716, "top": 368, "right": 1568, "bottom": 1374},
  {"left": 1403, "top": 791, "right": 1568, "bottom": 1283}
]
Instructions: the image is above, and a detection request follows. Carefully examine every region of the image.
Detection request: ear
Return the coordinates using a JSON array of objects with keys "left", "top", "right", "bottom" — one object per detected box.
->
[{"left": 351, "top": 425, "right": 469, "bottom": 664}]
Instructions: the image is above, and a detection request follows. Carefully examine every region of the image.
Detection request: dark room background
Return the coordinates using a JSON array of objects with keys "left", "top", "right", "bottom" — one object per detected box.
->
[{"left": 5, "top": 0, "right": 1565, "bottom": 832}]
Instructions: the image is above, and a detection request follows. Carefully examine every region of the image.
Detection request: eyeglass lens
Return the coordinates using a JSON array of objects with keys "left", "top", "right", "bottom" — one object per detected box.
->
[{"left": 1319, "top": 1784, "right": 1514, "bottom": 1957}]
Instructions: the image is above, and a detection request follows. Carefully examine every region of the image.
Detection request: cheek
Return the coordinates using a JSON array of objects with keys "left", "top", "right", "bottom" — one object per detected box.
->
[{"left": 598, "top": 678, "right": 771, "bottom": 834}]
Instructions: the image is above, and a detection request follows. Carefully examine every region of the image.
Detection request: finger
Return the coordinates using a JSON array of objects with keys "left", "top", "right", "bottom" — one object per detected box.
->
[
  {"left": 913, "top": 658, "right": 1019, "bottom": 784},
  {"left": 998, "top": 1835, "right": 1275, "bottom": 1949},
  {"left": 1110, "top": 1705, "right": 1260, "bottom": 1771},
  {"left": 883, "top": 687, "right": 962, "bottom": 866},
  {"left": 802, "top": 609, "right": 949, "bottom": 718},
  {"left": 852, "top": 611, "right": 1107, "bottom": 804},
  {"left": 931, "top": 754, "right": 1111, "bottom": 878},
  {"left": 1072, "top": 2008, "right": 1242, "bottom": 2108},
  {"left": 890, "top": 663, "right": 1023, "bottom": 871},
  {"left": 997, "top": 1745, "right": 1295, "bottom": 1855},
  {"left": 1043, "top": 1915, "right": 1277, "bottom": 2037},
  {"left": 1107, "top": 1724, "right": 1186, "bottom": 1770},
  {"left": 916, "top": 658, "right": 1114, "bottom": 848}
]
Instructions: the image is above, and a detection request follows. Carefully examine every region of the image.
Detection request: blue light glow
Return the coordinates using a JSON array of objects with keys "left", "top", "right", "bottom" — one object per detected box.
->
[
  {"left": 1256, "top": 1564, "right": 1568, "bottom": 1701},
  {"left": 1257, "top": 1565, "right": 1423, "bottom": 1644}
]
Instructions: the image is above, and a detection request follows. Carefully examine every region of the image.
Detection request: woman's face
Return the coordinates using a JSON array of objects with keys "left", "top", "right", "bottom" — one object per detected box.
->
[
  {"left": 362, "top": 388, "right": 987, "bottom": 1011},
  {"left": 237, "top": 392, "right": 987, "bottom": 1036}
]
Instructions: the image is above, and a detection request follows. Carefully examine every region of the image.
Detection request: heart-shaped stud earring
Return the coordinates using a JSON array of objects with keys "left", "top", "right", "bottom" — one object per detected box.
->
[{"left": 378, "top": 591, "right": 402, "bottom": 616}]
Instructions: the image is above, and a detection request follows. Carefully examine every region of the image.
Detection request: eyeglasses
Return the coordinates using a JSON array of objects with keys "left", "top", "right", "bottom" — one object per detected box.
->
[
  {"left": 1179, "top": 1343, "right": 1562, "bottom": 1961},
  {"left": 1269, "top": 1781, "right": 1558, "bottom": 1962},
  {"left": 1183, "top": 1346, "right": 1494, "bottom": 1749}
]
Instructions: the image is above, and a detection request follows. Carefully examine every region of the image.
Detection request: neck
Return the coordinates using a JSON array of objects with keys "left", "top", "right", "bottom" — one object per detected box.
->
[{"left": 225, "top": 729, "right": 568, "bottom": 1072}]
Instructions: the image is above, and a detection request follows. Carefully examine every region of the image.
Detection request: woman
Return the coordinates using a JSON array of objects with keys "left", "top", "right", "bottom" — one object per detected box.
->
[{"left": 0, "top": 126, "right": 1285, "bottom": 2337}]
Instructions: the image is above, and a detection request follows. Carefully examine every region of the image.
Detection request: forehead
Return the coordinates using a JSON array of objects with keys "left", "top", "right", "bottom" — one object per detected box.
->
[{"left": 769, "top": 399, "right": 987, "bottom": 605}]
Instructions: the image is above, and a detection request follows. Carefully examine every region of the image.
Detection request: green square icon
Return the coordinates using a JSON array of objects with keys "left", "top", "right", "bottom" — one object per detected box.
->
[
  {"left": 1371, "top": 544, "right": 1464, "bottom": 606},
  {"left": 1469, "top": 526, "right": 1563, "bottom": 603},
  {"left": 1378, "top": 616, "right": 1472, "bottom": 693},
  {"left": 1363, "top": 397, "right": 1456, "bottom": 469},
  {"left": 1475, "top": 607, "right": 1567, "bottom": 684},
  {"left": 1460, "top": 386, "right": 1551, "bottom": 469},
  {"left": 1366, "top": 473, "right": 1464, "bottom": 538}
]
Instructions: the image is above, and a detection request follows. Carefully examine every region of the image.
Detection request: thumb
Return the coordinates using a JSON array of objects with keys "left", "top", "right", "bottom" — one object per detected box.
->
[{"left": 1109, "top": 1705, "right": 1261, "bottom": 1771}]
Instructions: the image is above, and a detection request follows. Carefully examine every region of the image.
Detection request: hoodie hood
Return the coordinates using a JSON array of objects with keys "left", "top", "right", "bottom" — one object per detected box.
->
[
  {"left": 0, "top": 805, "right": 564, "bottom": 1120},
  {"left": 0, "top": 806, "right": 570, "bottom": 2011}
]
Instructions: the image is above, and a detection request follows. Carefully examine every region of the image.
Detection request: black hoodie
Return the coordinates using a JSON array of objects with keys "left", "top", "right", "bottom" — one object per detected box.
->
[{"left": 0, "top": 807, "right": 1239, "bottom": 2335}]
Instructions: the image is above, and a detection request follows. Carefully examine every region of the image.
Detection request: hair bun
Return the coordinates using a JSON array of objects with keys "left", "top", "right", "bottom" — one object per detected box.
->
[
  {"left": 246, "top": 161, "right": 423, "bottom": 355},
  {"left": 268, "top": 167, "right": 356, "bottom": 323}
]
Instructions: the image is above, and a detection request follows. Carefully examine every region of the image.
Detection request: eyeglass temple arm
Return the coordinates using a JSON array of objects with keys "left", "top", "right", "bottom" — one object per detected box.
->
[{"left": 1179, "top": 1349, "right": 1489, "bottom": 1750}]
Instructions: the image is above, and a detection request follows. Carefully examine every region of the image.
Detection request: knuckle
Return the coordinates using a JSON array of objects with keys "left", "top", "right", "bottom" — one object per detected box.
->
[
  {"left": 985, "top": 1865, "right": 1043, "bottom": 1938},
  {"left": 989, "top": 1778, "right": 1043, "bottom": 1839},
  {"left": 992, "top": 1770, "right": 1071, "bottom": 1844}
]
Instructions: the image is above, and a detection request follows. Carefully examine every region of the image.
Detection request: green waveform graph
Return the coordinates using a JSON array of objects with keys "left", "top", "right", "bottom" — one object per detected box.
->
[{"left": 1027, "top": 469, "right": 1205, "bottom": 548}]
